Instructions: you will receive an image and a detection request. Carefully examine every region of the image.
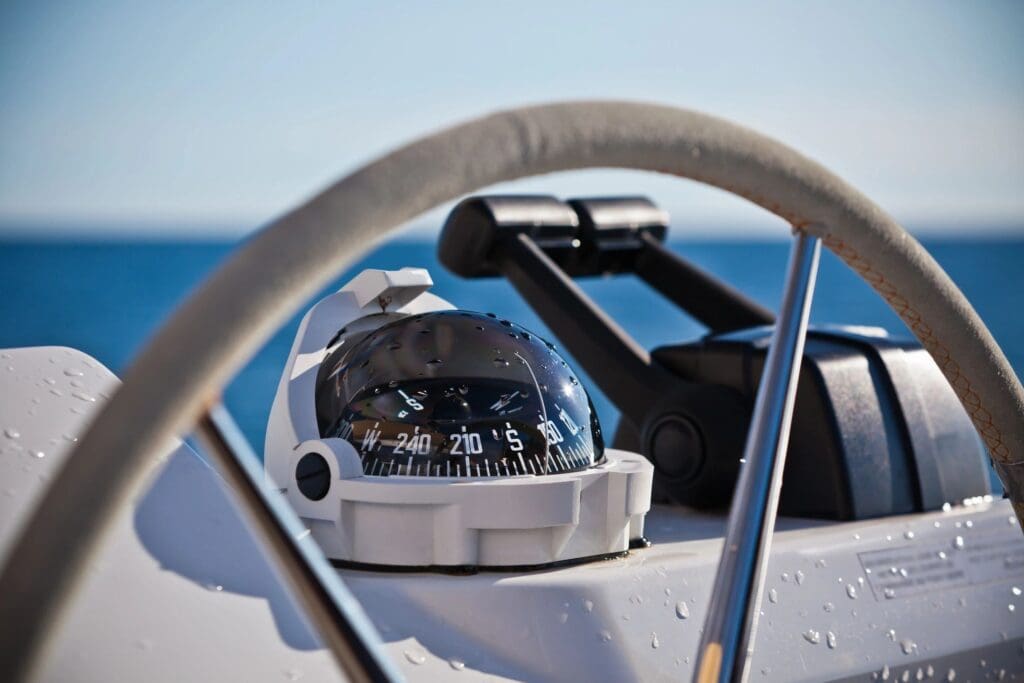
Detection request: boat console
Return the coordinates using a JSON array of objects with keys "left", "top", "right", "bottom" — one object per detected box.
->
[{"left": 3, "top": 101, "right": 1023, "bottom": 683}]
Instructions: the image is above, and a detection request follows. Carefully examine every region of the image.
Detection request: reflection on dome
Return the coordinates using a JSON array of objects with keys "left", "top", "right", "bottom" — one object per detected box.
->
[{"left": 315, "top": 310, "right": 603, "bottom": 477}]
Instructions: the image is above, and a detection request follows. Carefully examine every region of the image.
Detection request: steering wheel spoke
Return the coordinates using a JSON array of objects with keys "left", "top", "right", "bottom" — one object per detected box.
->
[
  {"left": 694, "top": 231, "right": 821, "bottom": 683},
  {"left": 194, "top": 404, "right": 400, "bottom": 683}
]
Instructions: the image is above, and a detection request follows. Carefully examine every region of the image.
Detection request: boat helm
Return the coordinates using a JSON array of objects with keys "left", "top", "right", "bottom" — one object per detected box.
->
[{"left": 264, "top": 267, "right": 652, "bottom": 570}]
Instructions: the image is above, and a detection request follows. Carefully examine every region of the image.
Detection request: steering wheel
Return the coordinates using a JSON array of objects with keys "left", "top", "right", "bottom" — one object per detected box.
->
[{"left": 3, "top": 101, "right": 1023, "bottom": 681}]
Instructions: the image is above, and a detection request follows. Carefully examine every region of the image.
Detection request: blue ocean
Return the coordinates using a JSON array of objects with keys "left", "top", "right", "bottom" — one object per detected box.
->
[{"left": 2, "top": 236, "right": 1022, "bottom": 451}]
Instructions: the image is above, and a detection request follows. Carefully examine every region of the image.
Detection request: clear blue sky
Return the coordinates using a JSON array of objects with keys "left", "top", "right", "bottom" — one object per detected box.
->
[{"left": 1, "top": 1, "right": 1022, "bottom": 236}]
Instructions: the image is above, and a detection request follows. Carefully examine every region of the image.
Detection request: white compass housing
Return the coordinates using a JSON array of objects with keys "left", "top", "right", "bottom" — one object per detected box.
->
[{"left": 266, "top": 268, "right": 652, "bottom": 569}]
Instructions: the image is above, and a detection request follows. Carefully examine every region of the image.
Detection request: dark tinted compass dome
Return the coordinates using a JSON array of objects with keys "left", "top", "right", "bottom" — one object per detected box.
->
[{"left": 315, "top": 310, "right": 603, "bottom": 477}]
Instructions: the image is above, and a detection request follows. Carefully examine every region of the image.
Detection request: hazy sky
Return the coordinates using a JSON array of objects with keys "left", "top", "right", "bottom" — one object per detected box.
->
[{"left": 1, "top": 1, "right": 1022, "bottom": 236}]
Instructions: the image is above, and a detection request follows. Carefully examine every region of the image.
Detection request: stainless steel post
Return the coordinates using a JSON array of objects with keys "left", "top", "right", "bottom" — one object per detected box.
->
[{"left": 694, "top": 231, "right": 822, "bottom": 683}]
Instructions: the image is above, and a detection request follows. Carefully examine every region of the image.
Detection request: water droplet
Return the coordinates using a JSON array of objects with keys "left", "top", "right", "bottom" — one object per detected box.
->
[
  {"left": 937, "top": 551, "right": 948, "bottom": 560},
  {"left": 404, "top": 650, "right": 426, "bottom": 665},
  {"left": 675, "top": 601, "right": 690, "bottom": 619},
  {"left": 628, "top": 594, "right": 643, "bottom": 605},
  {"left": 493, "top": 358, "right": 509, "bottom": 368},
  {"left": 283, "top": 669, "right": 303, "bottom": 681},
  {"left": 926, "top": 666, "right": 935, "bottom": 679},
  {"left": 846, "top": 584, "right": 858, "bottom": 599},
  {"left": 899, "top": 568, "right": 909, "bottom": 578},
  {"left": 900, "top": 639, "right": 917, "bottom": 655},
  {"left": 651, "top": 632, "right": 660, "bottom": 649},
  {"left": 803, "top": 629, "right": 821, "bottom": 645},
  {"left": 781, "top": 572, "right": 790, "bottom": 582},
  {"left": 387, "top": 343, "right": 401, "bottom": 351},
  {"left": 63, "top": 368, "right": 84, "bottom": 377},
  {"left": 853, "top": 533, "right": 862, "bottom": 540},
  {"left": 946, "top": 668, "right": 956, "bottom": 681},
  {"left": 72, "top": 391, "right": 96, "bottom": 402},
  {"left": 964, "top": 520, "right": 973, "bottom": 528},
  {"left": 884, "top": 588, "right": 896, "bottom": 599},
  {"left": 1012, "top": 586, "right": 1022, "bottom": 596},
  {"left": 768, "top": 588, "right": 779, "bottom": 604},
  {"left": 426, "top": 359, "right": 443, "bottom": 367},
  {"left": 887, "top": 629, "right": 898, "bottom": 641},
  {"left": 448, "top": 658, "right": 465, "bottom": 671},
  {"left": 598, "top": 629, "right": 613, "bottom": 643},
  {"left": 815, "top": 558, "right": 828, "bottom": 568},
  {"left": 3, "top": 428, "right": 19, "bottom": 439},
  {"left": 904, "top": 530, "right": 916, "bottom": 540},
  {"left": 1008, "top": 604, "right": 1016, "bottom": 612},
  {"left": 942, "top": 502, "right": 952, "bottom": 512},
  {"left": 827, "top": 631, "right": 837, "bottom": 649},
  {"left": 795, "top": 570, "right": 805, "bottom": 585},
  {"left": 952, "top": 536, "right": 965, "bottom": 550},
  {"left": 582, "top": 599, "right": 594, "bottom": 613}
]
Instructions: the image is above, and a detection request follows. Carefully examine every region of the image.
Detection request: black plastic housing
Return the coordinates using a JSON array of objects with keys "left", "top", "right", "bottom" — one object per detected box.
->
[
  {"left": 617, "top": 327, "right": 992, "bottom": 519},
  {"left": 439, "top": 194, "right": 993, "bottom": 520}
]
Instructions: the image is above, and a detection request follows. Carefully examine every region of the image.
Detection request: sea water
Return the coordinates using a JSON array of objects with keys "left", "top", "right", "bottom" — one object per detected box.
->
[{"left": 2, "top": 237, "right": 1022, "bottom": 453}]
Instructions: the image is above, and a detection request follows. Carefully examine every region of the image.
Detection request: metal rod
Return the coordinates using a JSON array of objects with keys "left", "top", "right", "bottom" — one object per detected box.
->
[
  {"left": 195, "top": 404, "right": 402, "bottom": 683},
  {"left": 693, "top": 232, "right": 821, "bottom": 683}
]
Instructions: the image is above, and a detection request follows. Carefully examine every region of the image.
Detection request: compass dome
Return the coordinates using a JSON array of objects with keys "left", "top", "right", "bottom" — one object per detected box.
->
[{"left": 315, "top": 310, "right": 603, "bottom": 477}]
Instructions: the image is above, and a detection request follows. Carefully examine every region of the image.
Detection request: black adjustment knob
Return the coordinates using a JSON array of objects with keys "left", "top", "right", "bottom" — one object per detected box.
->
[
  {"left": 647, "top": 415, "right": 705, "bottom": 485},
  {"left": 295, "top": 452, "right": 331, "bottom": 500}
]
